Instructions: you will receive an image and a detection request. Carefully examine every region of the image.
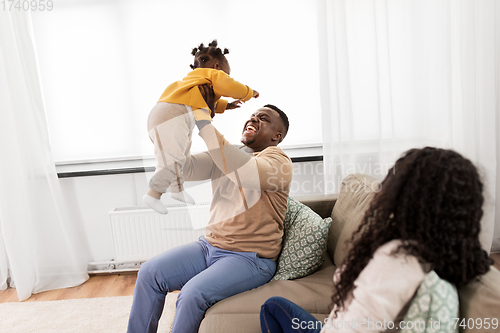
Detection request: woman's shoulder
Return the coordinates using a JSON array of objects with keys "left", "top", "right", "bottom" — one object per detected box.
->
[
  {"left": 333, "top": 240, "right": 428, "bottom": 285},
  {"left": 371, "top": 239, "right": 430, "bottom": 274},
  {"left": 375, "top": 239, "right": 405, "bottom": 255}
]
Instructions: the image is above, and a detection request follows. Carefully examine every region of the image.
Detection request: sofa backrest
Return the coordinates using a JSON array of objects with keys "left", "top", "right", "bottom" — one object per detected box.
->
[
  {"left": 294, "top": 194, "right": 338, "bottom": 220},
  {"left": 327, "top": 173, "right": 380, "bottom": 266},
  {"left": 458, "top": 265, "right": 500, "bottom": 332}
]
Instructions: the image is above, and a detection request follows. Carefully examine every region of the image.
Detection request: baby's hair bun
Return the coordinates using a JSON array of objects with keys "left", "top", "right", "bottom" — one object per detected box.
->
[
  {"left": 190, "top": 40, "right": 229, "bottom": 70},
  {"left": 192, "top": 43, "right": 205, "bottom": 55}
]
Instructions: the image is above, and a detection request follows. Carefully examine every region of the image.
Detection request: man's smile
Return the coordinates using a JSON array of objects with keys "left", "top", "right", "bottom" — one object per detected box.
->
[{"left": 243, "top": 122, "right": 258, "bottom": 134}]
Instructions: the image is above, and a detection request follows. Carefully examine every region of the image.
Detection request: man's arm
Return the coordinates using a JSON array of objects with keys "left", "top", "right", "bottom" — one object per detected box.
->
[
  {"left": 196, "top": 123, "right": 292, "bottom": 192},
  {"left": 183, "top": 150, "right": 214, "bottom": 182}
]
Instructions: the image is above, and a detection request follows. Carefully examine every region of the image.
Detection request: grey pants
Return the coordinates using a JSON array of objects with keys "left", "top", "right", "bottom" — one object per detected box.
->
[{"left": 147, "top": 102, "right": 196, "bottom": 193}]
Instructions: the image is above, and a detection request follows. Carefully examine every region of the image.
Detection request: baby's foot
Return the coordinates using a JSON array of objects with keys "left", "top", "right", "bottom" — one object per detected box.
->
[
  {"left": 143, "top": 194, "right": 169, "bottom": 214},
  {"left": 169, "top": 190, "right": 195, "bottom": 205}
]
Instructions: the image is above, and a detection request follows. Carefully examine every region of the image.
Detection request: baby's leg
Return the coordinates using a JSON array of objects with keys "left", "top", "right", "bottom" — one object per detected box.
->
[
  {"left": 143, "top": 104, "right": 175, "bottom": 213},
  {"left": 145, "top": 103, "right": 195, "bottom": 211},
  {"left": 164, "top": 108, "right": 196, "bottom": 204},
  {"left": 167, "top": 147, "right": 196, "bottom": 205}
]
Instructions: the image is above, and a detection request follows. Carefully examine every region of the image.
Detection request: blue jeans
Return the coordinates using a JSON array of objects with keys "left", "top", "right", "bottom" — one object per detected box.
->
[
  {"left": 127, "top": 236, "right": 276, "bottom": 333},
  {"left": 260, "top": 297, "right": 322, "bottom": 333}
]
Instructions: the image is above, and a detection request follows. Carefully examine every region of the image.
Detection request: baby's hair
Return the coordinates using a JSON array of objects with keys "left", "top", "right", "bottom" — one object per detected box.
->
[{"left": 190, "top": 39, "right": 230, "bottom": 70}]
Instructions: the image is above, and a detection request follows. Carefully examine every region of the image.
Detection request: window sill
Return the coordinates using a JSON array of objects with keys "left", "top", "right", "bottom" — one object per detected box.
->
[{"left": 56, "top": 145, "right": 323, "bottom": 178}]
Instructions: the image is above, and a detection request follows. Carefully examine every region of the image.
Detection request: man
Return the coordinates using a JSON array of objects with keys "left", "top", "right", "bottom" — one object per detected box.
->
[{"left": 127, "top": 105, "right": 292, "bottom": 333}]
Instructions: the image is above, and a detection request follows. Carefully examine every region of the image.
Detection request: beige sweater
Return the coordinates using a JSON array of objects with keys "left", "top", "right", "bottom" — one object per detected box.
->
[{"left": 184, "top": 124, "right": 293, "bottom": 260}]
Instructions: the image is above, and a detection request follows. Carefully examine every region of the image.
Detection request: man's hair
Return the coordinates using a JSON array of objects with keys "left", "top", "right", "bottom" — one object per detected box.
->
[
  {"left": 263, "top": 104, "right": 289, "bottom": 140},
  {"left": 190, "top": 40, "right": 229, "bottom": 70}
]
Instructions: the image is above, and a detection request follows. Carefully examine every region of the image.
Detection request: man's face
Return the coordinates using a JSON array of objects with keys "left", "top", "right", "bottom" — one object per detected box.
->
[{"left": 241, "top": 107, "right": 284, "bottom": 152}]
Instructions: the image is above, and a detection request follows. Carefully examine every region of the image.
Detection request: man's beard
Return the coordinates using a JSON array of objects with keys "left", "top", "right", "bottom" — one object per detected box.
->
[{"left": 241, "top": 137, "right": 255, "bottom": 147}]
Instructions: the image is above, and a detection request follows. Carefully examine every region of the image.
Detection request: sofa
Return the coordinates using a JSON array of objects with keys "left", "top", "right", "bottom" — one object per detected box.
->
[{"left": 198, "top": 173, "right": 500, "bottom": 333}]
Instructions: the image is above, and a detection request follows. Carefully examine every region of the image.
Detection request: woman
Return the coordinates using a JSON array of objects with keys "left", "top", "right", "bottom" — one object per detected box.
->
[{"left": 260, "top": 147, "right": 492, "bottom": 333}]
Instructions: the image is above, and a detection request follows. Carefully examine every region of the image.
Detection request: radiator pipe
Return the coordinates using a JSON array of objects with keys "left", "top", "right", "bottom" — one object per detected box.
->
[
  {"left": 88, "top": 260, "right": 141, "bottom": 267},
  {"left": 88, "top": 267, "right": 140, "bottom": 275},
  {"left": 87, "top": 260, "right": 143, "bottom": 275}
]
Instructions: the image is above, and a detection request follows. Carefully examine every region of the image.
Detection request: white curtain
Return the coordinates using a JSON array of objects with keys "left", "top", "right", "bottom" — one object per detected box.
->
[
  {"left": 318, "top": 0, "right": 500, "bottom": 252},
  {"left": 0, "top": 10, "right": 89, "bottom": 301}
]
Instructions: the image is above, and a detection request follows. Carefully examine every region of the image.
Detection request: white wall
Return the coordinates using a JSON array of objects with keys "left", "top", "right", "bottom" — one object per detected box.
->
[{"left": 60, "top": 161, "right": 325, "bottom": 262}]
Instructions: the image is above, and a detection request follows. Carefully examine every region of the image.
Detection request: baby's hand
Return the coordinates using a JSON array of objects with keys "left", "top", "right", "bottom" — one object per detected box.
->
[
  {"left": 227, "top": 100, "right": 242, "bottom": 110},
  {"left": 252, "top": 90, "right": 259, "bottom": 98}
]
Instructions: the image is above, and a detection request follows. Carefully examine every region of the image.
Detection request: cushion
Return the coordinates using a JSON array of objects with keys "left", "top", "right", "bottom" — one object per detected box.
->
[
  {"left": 402, "top": 271, "right": 459, "bottom": 333},
  {"left": 458, "top": 266, "right": 500, "bottom": 333},
  {"left": 271, "top": 197, "right": 332, "bottom": 281},
  {"left": 328, "top": 173, "right": 379, "bottom": 266}
]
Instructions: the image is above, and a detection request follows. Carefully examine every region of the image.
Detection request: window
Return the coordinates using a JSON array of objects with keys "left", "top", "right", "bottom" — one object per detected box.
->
[{"left": 32, "top": 0, "right": 322, "bottom": 164}]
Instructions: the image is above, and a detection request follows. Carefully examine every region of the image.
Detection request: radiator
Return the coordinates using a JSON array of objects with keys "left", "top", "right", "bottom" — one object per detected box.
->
[{"left": 109, "top": 202, "right": 211, "bottom": 263}]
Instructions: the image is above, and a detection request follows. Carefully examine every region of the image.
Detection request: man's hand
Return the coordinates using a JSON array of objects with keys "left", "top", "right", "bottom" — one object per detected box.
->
[
  {"left": 226, "top": 100, "right": 242, "bottom": 110},
  {"left": 252, "top": 90, "right": 259, "bottom": 98},
  {"left": 198, "top": 84, "right": 216, "bottom": 118}
]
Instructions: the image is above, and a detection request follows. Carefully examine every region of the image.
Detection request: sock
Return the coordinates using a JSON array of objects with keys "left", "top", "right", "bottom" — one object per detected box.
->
[
  {"left": 143, "top": 194, "right": 169, "bottom": 214},
  {"left": 169, "top": 190, "right": 195, "bottom": 205}
]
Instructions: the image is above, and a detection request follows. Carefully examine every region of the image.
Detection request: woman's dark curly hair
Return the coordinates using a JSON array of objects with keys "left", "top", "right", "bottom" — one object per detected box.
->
[
  {"left": 190, "top": 39, "right": 229, "bottom": 70},
  {"left": 331, "top": 147, "right": 492, "bottom": 314}
]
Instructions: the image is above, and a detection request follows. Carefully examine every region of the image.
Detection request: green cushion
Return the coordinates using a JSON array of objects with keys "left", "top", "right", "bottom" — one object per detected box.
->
[
  {"left": 272, "top": 197, "right": 332, "bottom": 281},
  {"left": 402, "top": 271, "right": 459, "bottom": 333}
]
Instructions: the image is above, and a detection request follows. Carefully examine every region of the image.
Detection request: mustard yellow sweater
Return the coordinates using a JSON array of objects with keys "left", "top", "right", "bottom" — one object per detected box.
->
[{"left": 158, "top": 68, "right": 253, "bottom": 120}]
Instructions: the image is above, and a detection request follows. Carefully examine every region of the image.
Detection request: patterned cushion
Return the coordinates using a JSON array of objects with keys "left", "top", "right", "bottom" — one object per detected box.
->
[
  {"left": 402, "top": 271, "right": 459, "bottom": 333},
  {"left": 271, "top": 197, "right": 332, "bottom": 281}
]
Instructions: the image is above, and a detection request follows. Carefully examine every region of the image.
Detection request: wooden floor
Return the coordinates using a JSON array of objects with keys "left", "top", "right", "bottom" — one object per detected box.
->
[
  {"left": 0, "top": 272, "right": 138, "bottom": 303},
  {"left": 1, "top": 254, "right": 499, "bottom": 303}
]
